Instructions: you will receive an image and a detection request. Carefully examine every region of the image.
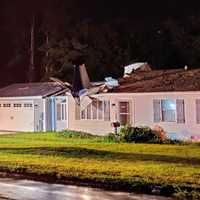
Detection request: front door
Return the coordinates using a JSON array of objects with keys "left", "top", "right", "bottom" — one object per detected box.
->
[
  {"left": 118, "top": 101, "right": 132, "bottom": 126},
  {"left": 56, "top": 97, "right": 68, "bottom": 131}
]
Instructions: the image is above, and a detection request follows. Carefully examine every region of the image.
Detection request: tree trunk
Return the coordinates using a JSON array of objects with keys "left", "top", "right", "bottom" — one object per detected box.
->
[{"left": 28, "top": 15, "right": 35, "bottom": 82}]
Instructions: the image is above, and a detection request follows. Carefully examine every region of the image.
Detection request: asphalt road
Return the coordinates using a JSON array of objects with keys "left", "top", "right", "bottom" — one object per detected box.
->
[{"left": 0, "top": 178, "right": 173, "bottom": 200}]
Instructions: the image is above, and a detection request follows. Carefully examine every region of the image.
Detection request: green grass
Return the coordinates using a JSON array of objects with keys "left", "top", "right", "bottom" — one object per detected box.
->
[{"left": 0, "top": 131, "right": 199, "bottom": 198}]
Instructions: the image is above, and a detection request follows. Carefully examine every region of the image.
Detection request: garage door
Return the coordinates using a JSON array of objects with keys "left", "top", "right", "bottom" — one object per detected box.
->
[{"left": 0, "top": 101, "right": 34, "bottom": 132}]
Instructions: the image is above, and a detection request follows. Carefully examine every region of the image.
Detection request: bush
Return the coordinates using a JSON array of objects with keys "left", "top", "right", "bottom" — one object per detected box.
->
[
  {"left": 58, "top": 130, "right": 96, "bottom": 139},
  {"left": 104, "top": 133, "right": 122, "bottom": 143},
  {"left": 119, "top": 125, "right": 168, "bottom": 144}
]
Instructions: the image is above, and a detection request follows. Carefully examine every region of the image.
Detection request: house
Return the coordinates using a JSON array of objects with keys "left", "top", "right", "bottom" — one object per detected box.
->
[
  {"left": 67, "top": 67, "right": 200, "bottom": 140},
  {"left": 0, "top": 64, "right": 200, "bottom": 140},
  {"left": 0, "top": 82, "right": 68, "bottom": 132}
]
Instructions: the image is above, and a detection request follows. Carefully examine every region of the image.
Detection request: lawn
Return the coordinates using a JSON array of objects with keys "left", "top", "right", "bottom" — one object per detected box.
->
[{"left": 0, "top": 132, "right": 199, "bottom": 198}]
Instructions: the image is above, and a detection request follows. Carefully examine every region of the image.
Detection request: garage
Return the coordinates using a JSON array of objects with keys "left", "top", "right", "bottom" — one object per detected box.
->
[
  {"left": 0, "top": 100, "right": 34, "bottom": 132},
  {"left": 0, "top": 82, "right": 68, "bottom": 132}
]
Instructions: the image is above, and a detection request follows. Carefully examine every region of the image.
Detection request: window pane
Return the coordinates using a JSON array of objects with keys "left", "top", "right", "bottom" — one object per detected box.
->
[
  {"left": 87, "top": 104, "right": 91, "bottom": 119},
  {"left": 61, "top": 104, "right": 65, "bottom": 120},
  {"left": 98, "top": 101, "right": 103, "bottom": 120},
  {"left": 119, "top": 102, "right": 129, "bottom": 113},
  {"left": 81, "top": 110, "right": 86, "bottom": 119},
  {"left": 57, "top": 104, "right": 61, "bottom": 121},
  {"left": 104, "top": 101, "right": 110, "bottom": 121},
  {"left": 92, "top": 101, "right": 97, "bottom": 120},
  {"left": 161, "top": 100, "right": 176, "bottom": 122}
]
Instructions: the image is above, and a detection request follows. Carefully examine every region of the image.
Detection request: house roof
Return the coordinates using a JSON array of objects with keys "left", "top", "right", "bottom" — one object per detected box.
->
[
  {"left": 0, "top": 82, "right": 67, "bottom": 98},
  {"left": 113, "top": 68, "right": 200, "bottom": 93}
]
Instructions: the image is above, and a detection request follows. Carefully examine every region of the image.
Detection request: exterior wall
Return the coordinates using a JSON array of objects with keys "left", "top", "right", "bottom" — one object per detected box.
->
[
  {"left": 67, "top": 92, "right": 200, "bottom": 136},
  {"left": 133, "top": 92, "right": 200, "bottom": 137},
  {"left": 67, "top": 95, "right": 115, "bottom": 135},
  {"left": 44, "top": 96, "right": 68, "bottom": 132}
]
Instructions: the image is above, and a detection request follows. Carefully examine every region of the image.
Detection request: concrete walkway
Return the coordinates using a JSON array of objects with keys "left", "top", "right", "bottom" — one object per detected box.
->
[{"left": 0, "top": 178, "right": 173, "bottom": 200}]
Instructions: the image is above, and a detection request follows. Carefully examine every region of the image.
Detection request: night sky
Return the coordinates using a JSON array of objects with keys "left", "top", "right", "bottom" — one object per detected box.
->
[{"left": 0, "top": 0, "right": 200, "bottom": 86}]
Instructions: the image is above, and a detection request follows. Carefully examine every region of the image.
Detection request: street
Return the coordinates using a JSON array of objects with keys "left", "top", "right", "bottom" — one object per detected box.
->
[{"left": 0, "top": 178, "right": 173, "bottom": 200}]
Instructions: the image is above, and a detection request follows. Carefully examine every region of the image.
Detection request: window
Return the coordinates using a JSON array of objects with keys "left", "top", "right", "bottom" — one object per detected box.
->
[
  {"left": 80, "top": 100, "right": 111, "bottom": 121},
  {"left": 57, "top": 103, "right": 66, "bottom": 121},
  {"left": 24, "top": 103, "right": 32, "bottom": 108},
  {"left": 196, "top": 99, "right": 200, "bottom": 124},
  {"left": 81, "top": 109, "right": 86, "bottom": 119},
  {"left": 161, "top": 99, "right": 176, "bottom": 122},
  {"left": 104, "top": 101, "right": 110, "bottom": 121},
  {"left": 87, "top": 104, "right": 92, "bottom": 119},
  {"left": 98, "top": 101, "right": 103, "bottom": 120},
  {"left": 3, "top": 104, "right": 11, "bottom": 108},
  {"left": 119, "top": 101, "right": 131, "bottom": 125},
  {"left": 61, "top": 104, "right": 66, "bottom": 120},
  {"left": 14, "top": 104, "right": 22, "bottom": 108},
  {"left": 57, "top": 103, "right": 61, "bottom": 121},
  {"left": 153, "top": 99, "right": 185, "bottom": 123},
  {"left": 92, "top": 100, "right": 98, "bottom": 120}
]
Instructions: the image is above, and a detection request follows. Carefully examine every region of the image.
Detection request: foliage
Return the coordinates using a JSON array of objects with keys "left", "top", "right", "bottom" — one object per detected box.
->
[
  {"left": 2, "top": 1, "right": 200, "bottom": 83},
  {"left": 119, "top": 125, "right": 170, "bottom": 144},
  {"left": 58, "top": 130, "right": 97, "bottom": 139},
  {"left": 174, "top": 188, "right": 200, "bottom": 200}
]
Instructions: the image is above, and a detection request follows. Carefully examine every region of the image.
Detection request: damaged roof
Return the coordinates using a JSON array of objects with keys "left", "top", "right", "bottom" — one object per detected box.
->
[
  {"left": 0, "top": 82, "right": 67, "bottom": 97},
  {"left": 113, "top": 69, "right": 200, "bottom": 93}
]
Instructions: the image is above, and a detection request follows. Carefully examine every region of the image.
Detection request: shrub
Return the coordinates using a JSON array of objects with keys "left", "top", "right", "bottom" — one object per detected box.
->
[
  {"left": 119, "top": 125, "right": 168, "bottom": 143},
  {"left": 58, "top": 130, "right": 96, "bottom": 139},
  {"left": 103, "top": 133, "right": 121, "bottom": 143}
]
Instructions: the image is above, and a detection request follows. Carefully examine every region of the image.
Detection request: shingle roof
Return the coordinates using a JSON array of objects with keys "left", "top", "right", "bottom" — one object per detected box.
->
[
  {"left": 0, "top": 82, "right": 67, "bottom": 97},
  {"left": 113, "top": 69, "right": 200, "bottom": 93}
]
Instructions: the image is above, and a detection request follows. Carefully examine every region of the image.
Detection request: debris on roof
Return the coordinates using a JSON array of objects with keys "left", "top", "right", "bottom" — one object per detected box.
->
[
  {"left": 105, "top": 77, "right": 119, "bottom": 89},
  {"left": 124, "top": 62, "right": 151, "bottom": 77}
]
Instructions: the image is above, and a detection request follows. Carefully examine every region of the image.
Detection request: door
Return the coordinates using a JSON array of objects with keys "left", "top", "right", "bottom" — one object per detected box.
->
[
  {"left": 0, "top": 101, "right": 34, "bottom": 132},
  {"left": 56, "top": 97, "right": 68, "bottom": 131},
  {"left": 118, "top": 101, "right": 132, "bottom": 126}
]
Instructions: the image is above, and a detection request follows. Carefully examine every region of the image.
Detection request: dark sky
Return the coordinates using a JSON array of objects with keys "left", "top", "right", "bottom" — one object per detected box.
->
[{"left": 0, "top": 0, "right": 199, "bottom": 85}]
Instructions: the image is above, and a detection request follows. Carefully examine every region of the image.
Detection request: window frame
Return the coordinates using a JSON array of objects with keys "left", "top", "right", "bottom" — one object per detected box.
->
[
  {"left": 57, "top": 103, "right": 66, "bottom": 121},
  {"left": 153, "top": 99, "right": 185, "bottom": 123}
]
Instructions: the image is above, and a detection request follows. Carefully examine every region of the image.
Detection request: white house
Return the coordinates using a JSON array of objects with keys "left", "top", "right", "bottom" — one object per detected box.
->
[
  {"left": 67, "top": 68, "right": 200, "bottom": 140},
  {"left": 0, "top": 82, "right": 68, "bottom": 132},
  {"left": 0, "top": 67, "right": 200, "bottom": 140}
]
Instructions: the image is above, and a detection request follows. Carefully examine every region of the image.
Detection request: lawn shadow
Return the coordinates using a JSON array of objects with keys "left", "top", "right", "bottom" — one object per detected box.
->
[{"left": 0, "top": 146, "right": 199, "bottom": 166}]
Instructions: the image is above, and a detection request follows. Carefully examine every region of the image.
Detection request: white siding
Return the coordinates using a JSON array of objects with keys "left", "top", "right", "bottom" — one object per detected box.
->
[{"left": 67, "top": 92, "right": 200, "bottom": 136}]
